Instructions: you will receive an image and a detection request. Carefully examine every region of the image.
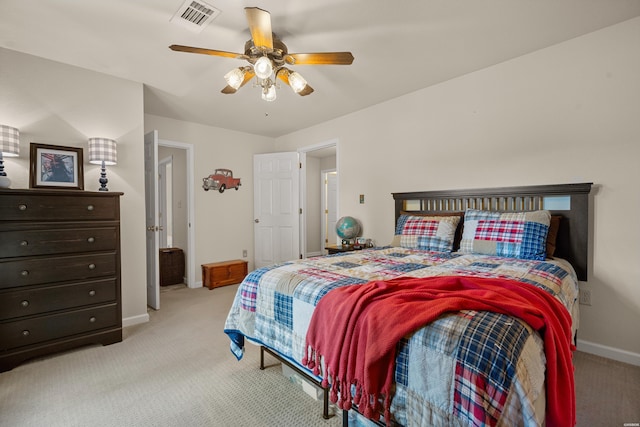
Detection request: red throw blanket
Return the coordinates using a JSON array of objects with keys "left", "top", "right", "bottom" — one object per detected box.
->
[{"left": 302, "top": 276, "right": 575, "bottom": 426}]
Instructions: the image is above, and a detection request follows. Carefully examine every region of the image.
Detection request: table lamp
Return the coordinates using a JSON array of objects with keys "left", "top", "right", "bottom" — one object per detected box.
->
[
  {"left": 88, "top": 137, "right": 117, "bottom": 191},
  {"left": 0, "top": 125, "right": 20, "bottom": 189}
]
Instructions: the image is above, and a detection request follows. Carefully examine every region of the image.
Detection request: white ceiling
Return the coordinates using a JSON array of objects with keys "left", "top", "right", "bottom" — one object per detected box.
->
[{"left": 2, "top": 0, "right": 639, "bottom": 138}]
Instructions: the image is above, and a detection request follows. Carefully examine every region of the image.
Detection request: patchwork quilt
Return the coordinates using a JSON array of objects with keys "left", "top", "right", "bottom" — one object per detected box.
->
[{"left": 224, "top": 247, "right": 579, "bottom": 426}]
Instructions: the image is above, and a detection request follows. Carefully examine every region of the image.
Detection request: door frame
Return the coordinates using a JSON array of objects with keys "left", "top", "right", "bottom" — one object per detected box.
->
[
  {"left": 298, "top": 138, "right": 339, "bottom": 259},
  {"left": 144, "top": 131, "right": 160, "bottom": 309},
  {"left": 158, "top": 138, "right": 196, "bottom": 288}
]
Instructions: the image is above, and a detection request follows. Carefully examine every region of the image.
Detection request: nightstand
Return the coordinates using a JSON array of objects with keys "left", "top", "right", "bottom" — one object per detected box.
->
[{"left": 325, "top": 245, "right": 357, "bottom": 254}]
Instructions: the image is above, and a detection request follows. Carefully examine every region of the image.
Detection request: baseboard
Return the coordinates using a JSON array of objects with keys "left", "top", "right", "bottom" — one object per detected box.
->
[
  {"left": 122, "top": 313, "right": 150, "bottom": 328},
  {"left": 577, "top": 339, "right": 640, "bottom": 367},
  {"left": 189, "top": 280, "right": 203, "bottom": 289}
]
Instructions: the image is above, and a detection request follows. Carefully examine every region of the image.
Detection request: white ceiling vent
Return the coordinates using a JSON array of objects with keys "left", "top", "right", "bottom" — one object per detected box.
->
[{"left": 170, "top": 0, "right": 221, "bottom": 33}]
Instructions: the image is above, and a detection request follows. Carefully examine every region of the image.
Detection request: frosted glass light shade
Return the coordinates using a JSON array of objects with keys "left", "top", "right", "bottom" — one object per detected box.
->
[
  {"left": 288, "top": 71, "right": 307, "bottom": 93},
  {"left": 224, "top": 68, "right": 246, "bottom": 89},
  {"left": 254, "top": 56, "right": 273, "bottom": 79},
  {"left": 262, "top": 84, "right": 277, "bottom": 102}
]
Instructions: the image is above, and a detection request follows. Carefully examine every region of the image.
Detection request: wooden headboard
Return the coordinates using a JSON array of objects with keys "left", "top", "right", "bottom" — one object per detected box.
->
[{"left": 392, "top": 183, "right": 593, "bottom": 281}]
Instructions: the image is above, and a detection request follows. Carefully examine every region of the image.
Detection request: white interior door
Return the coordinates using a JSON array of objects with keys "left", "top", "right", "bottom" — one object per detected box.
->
[
  {"left": 322, "top": 170, "right": 338, "bottom": 251},
  {"left": 253, "top": 152, "right": 300, "bottom": 269},
  {"left": 144, "top": 130, "right": 160, "bottom": 310}
]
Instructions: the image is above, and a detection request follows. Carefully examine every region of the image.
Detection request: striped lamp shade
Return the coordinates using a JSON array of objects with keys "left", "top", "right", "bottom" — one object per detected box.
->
[
  {"left": 0, "top": 125, "right": 20, "bottom": 157},
  {"left": 88, "top": 138, "right": 117, "bottom": 165}
]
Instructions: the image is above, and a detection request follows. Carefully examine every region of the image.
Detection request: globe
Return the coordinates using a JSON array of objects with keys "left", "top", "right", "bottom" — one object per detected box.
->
[{"left": 336, "top": 216, "right": 360, "bottom": 240}]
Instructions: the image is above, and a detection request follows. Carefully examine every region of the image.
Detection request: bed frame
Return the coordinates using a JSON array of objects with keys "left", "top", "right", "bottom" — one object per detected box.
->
[
  {"left": 262, "top": 183, "right": 593, "bottom": 426},
  {"left": 393, "top": 182, "right": 593, "bottom": 281}
]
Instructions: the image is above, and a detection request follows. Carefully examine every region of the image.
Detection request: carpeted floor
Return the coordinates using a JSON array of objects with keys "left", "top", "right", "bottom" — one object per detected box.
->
[{"left": 0, "top": 284, "right": 638, "bottom": 427}]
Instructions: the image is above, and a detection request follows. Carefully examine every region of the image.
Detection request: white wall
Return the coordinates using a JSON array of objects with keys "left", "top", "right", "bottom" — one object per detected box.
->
[
  {"left": 0, "top": 47, "right": 148, "bottom": 324},
  {"left": 144, "top": 114, "right": 275, "bottom": 274},
  {"left": 275, "top": 18, "right": 640, "bottom": 361}
]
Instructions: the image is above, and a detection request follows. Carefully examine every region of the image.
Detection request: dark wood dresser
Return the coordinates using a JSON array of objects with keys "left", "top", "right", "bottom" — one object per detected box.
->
[{"left": 0, "top": 189, "right": 123, "bottom": 372}]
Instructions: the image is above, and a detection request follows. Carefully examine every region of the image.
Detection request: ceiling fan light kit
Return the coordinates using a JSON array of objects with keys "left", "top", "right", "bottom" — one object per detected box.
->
[{"left": 169, "top": 7, "right": 354, "bottom": 102}]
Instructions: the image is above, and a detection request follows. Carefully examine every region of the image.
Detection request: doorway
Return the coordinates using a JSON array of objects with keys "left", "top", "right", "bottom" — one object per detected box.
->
[
  {"left": 321, "top": 170, "right": 338, "bottom": 253},
  {"left": 299, "top": 139, "right": 338, "bottom": 259},
  {"left": 157, "top": 141, "right": 194, "bottom": 287},
  {"left": 144, "top": 130, "right": 196, "bottom": 310}
]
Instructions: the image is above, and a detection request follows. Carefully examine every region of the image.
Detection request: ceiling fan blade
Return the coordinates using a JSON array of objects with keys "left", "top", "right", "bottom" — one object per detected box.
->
[
  {"left": 169, "top": 45, "right": 247, "bottom": 60},
  {"left": 284, "top": 52, "right": 354, "bottom": 65},
  {"left": 245, "top": 7, "right": 273, "bottom": 50},
  {"left": 276, "top": 68, "right": 314, "bottom": 97},
  {"left": 221, "top": 69, "right": 255, "bottom": 94}
]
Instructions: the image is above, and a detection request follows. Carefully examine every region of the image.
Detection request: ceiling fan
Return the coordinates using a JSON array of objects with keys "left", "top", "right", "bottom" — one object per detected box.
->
[{"left": 169, "top": 7, "right": 354, "bottom": 101}]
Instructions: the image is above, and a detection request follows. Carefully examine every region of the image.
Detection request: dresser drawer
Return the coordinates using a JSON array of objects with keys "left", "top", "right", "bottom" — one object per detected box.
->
[
  {"left": 0, "top": 227, "right": 118, "bottom": 258},
  {"left": 0, "top": 194, "right": 118, "bottom": 221},
  {"left": 0, "top": 278, "right": 117, "bottom": 321},
  {"left": 0, "top": 252, "right": 117, "bottom": 290},
  {"left": 0, "top": 304, "right": 119, "bottom": 351}
]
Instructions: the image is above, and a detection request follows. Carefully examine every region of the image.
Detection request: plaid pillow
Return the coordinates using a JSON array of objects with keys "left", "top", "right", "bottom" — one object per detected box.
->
[
  {"left": 459, "top": 209, "right": 551, "bottom": 260},
  {"left": 395, "top": 215, "right": 460, "bottom": 252}
]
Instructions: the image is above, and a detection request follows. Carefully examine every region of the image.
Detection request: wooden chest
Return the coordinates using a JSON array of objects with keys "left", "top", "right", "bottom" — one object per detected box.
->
[
  {"left": 202, "top": 259, "right": 248, "bottom": 290},
  {"left": 0, "top": 189, "right": 123, "bottom": 372},
  {"left": 159, "top": 248, "right": 184, "bottom": 286}
]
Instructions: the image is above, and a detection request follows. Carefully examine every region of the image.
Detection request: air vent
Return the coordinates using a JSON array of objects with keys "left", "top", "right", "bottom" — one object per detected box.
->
[{"left": 170, "top": 0, "right": 221, "bottom": 33}]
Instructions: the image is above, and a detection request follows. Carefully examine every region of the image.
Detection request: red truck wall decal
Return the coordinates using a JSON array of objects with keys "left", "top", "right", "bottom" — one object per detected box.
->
[{"left": 202, "top": 169, "right": 241, "bottom": 193}]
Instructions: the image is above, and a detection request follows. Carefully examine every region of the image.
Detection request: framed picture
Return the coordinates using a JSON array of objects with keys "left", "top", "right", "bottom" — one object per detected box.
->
[{"left": 29, "top": 143, "right": 84, "bottom": 190}]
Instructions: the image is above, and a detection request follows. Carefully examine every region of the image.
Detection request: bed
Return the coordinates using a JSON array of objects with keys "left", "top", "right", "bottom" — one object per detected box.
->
[{"left": 224, "top": 183, "right": 592, "bottom": 426}]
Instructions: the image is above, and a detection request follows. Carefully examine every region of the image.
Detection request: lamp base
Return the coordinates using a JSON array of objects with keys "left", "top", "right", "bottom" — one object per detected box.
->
[
  {"left": 98, "top": 161, "right": 109, "bottom": 191},
  {"left": 0, "top": 175, "right": 11, "bottom": 189}
]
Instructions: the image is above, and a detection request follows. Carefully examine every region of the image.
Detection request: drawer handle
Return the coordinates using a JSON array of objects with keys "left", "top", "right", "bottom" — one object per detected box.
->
[
  {"left": 21, "top": 300, "right": 29, "bottom": 307},
  {"left": 21, "top": 270, "right": 29, "bottom": 277},
  {"left": 88, "top": 290, "right": 96, "bottom": 297},
  {"left": 87, "top": 237, "right": 95, "bottom": 243},
  {"left": 18, "top": 204, "right": 27, "bottom": 211},
  {"left": 88, "top": 263, "right": 96, "bottom": 270},
  {"left": 20, "top": 240, "right": 28, "bottom": 246},
  {"left": 22, "top": 330, "right": 30, "bottom": 337},
  {"left": 87, "top": 204, "right": 94, "bottom": 211},
  {"left": 89, "top": 317, "right": 96, "bottom": 323}
]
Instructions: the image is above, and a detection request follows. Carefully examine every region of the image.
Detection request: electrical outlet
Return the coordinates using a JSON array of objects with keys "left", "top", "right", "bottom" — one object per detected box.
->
[
  {"left": 579, "top": 288, "right": 591, "bottom": 306},
  {"left": 242, "top": 249, "right": 248, "bottom": 258}
]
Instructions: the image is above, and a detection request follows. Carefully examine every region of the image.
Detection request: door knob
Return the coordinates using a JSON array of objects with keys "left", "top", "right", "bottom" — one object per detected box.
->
[{"left": 254, "top": 219, "right": 260, "bottom": 223}]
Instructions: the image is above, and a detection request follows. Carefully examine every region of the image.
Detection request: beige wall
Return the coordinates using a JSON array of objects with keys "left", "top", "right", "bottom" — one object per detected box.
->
[
  {"left": 144, "top": 115, "right": 274, "bottom": 275},
  {"left": 0, "top": 48, "right": 148, "bottom": 323},
  {"left": 275, "top": 18, "right": 640, "bottom": 360}
]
